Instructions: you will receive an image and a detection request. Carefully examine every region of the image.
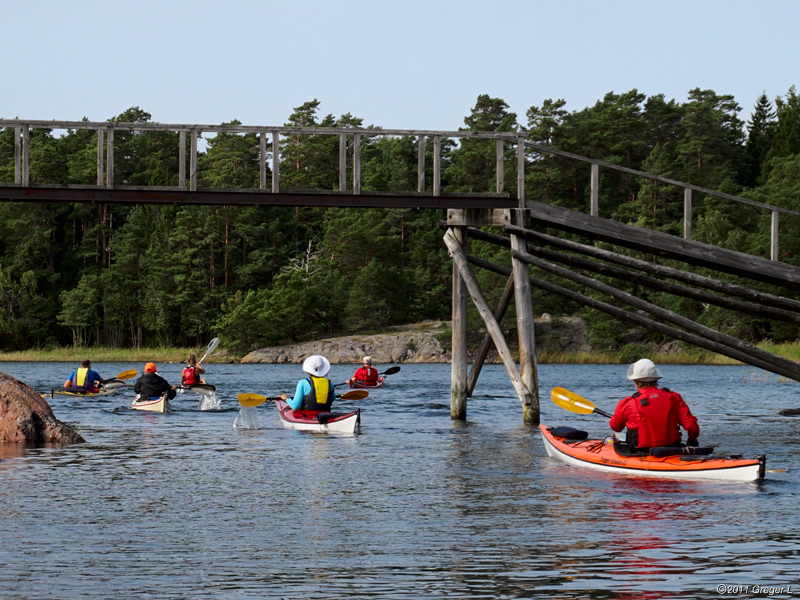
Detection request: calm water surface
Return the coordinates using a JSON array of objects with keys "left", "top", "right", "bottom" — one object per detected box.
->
[{"left": 1, "top": 362, "right": 798, "bottom": 599}]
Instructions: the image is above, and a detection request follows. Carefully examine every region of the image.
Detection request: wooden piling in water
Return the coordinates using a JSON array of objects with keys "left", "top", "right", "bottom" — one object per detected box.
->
[{"left": 445, "top": 207, "right": 538, "bottom": 423}]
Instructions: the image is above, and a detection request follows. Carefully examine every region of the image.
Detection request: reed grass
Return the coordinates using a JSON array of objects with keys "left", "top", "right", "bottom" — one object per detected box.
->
[{"left": 2, "top": 341, "right": 800, "bottom": 365}]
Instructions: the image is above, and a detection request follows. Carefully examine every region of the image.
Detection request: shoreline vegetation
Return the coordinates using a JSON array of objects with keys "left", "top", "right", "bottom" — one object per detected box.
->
[{"left": 2, "top": 342, "right": 800, "bottom": 365}]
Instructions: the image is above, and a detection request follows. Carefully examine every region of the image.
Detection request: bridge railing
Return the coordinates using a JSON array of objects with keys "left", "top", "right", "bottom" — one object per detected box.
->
[
  {"left": 2, "top": 119, "right": 796, "bottom": 260},
  {"left": 0, "top": 119, "right": 520, "bottom": 198}
]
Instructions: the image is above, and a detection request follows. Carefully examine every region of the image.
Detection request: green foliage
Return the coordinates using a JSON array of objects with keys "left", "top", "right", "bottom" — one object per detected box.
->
[{"left": 3, "top": 84, "right": 800, "bottom": 352}]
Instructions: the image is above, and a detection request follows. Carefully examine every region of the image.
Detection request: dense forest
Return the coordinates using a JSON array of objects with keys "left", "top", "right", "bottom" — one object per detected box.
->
[{"left": 2, "top": 87, "right": 800, "bottom": 354}]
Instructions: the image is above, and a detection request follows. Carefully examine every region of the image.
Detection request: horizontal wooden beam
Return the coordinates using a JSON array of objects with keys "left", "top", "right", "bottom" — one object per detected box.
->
[
  {"left": 505, "top": 226, "right": 800, "bottom": 312},
  {"left": 0, "top": 185, "right": 517, "bottom": 209},
  {"left": 467, "top": 254, "right": 800, "bottom": 383}
]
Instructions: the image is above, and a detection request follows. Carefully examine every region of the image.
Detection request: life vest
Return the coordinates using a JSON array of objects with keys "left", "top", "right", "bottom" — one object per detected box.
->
[
  {"left": 182, "top": 367, "right": 200, "bottom": 386},
  {"left": 629, "top": 388, "right": 682, "bottom": 448},
  {"left": 354, "top": 366, "right": 378, "bottom": 383},
  {"left": 299, "top": 376, "right": 334, "bottom": 411},
  {"left": 73, "top": 367, "right": 99, "bottom": 391}
]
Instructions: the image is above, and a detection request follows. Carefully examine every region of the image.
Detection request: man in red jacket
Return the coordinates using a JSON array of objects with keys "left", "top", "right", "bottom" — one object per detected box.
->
[
  {"left": 349, "top": 356, "right": 378, "bottom": 386},
  {"left": 610, "top": 358, "right": 700, "bottom": 451}
]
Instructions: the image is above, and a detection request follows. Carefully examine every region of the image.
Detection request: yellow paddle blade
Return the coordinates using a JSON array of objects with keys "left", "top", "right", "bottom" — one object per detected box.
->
[
  {"left": 339, "top": 390, "right": 368, "bottom": 401},
  {"left": 115, "top": 369, "right": 138, "bottom": 381},
  {"left": 238, "top": 393, "right": 267, "bottom": 407},
  {"left": 551, "top": 387, "right": 598, "bottom": 415}
]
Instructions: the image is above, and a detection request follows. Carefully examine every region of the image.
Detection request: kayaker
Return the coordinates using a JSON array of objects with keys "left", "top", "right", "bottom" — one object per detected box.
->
[
  {"left": 348, "top": 356, "right": 378, "bottom": 386},
  {"left": 180, "top": 353, "right": 206, "bottom": 387},
  {"left": 63, "top": 359, "right": 105, "bottom": 393},
  {"left": 134, "top": 362, "right": 177, "bottom": 400},
  {"left": 610, "top": 358, "right": 700, "bottom": 451},
  {"left": 281, "top": 355, "right": 335, "bottom": 411}
]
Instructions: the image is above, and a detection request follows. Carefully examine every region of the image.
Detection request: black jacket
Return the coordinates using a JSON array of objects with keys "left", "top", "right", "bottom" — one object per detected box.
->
[{"left": 134, "top": 372, "right": 176, "bottom": 400}]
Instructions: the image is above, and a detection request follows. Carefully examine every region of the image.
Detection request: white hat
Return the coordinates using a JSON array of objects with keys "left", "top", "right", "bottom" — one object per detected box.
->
[
  {"left": 363, "top": 356, "right": 372, "bottom": 364},
  {"left": 626, "top": 358, "right": 663, "bottom": 381},
  {"left": 302, "top": 355, "right": 331, "bottom": 377}
]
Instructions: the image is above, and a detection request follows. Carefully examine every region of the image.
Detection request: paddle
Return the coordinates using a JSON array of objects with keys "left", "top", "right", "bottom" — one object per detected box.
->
[
  {"left": 335, "top": 365, "right": 401, "bottom": 387},
  {"left": 98, "top": 369, "right": 138, "bottom": 387},
  {"left": 113, "top": 369, "right": 138, "bottom": 381},
  {"left": 179, "top": 383, "right": 216, "bottom": 395},
  {"left": 237, "top": 389, "right": 369, "bottom": 407},
  {"left": 198, "top": 337, "right": 220, "bottom": 366},
  {"left": 551, "top": 386, "right": 613, "bottom": 418}
]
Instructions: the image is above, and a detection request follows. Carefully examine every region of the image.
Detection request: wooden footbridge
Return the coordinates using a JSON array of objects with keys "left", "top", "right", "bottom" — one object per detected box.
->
[{"left": 3, "top": 118, "right": 800, "bottom": 423}]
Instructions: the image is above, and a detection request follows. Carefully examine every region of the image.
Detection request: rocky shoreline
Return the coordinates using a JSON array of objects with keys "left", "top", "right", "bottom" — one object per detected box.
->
[{"left": 241, "top": 316, "right": 591, "bottom": 364}]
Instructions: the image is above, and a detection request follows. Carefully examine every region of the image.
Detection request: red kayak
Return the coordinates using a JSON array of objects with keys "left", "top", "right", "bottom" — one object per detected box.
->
[
  {"left": 275, "top": 399, "right": 361, "bottom": 433},
  {"left": 349, "top": 376, "right": 385, "bottom": 389}
]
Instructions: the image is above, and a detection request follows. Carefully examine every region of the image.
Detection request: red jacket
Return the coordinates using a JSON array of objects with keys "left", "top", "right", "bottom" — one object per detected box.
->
[
  {"left": 610, "top": 386, "right": 699, "bottom": 448},
  {"left": 353, "top": 366, "right": 378, "bottom": 383}
]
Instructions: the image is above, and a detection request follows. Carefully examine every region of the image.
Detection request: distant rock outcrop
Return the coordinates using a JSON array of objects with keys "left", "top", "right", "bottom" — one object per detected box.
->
[
  {"left": 243, "top": 321, "right": 450, "bottom": 364},
  {"left": 241, "top": 317, "right": 593, "bottom": 364},
  {"left": 0, "top": 373, "right": 85, "bottom": 444}
]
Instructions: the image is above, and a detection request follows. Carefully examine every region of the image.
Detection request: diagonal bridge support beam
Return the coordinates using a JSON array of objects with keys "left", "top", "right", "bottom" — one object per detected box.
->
[{"left": 444, "top": 228, "right": 538, "bottom": 422}]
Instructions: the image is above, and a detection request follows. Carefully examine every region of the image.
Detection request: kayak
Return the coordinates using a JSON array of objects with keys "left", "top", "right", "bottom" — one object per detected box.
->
[
  {"left": 131, "top": 394, "right": 172, "bottom": 414},
  {"left": 349, "top": 376, "right": 385, "bottom": 389},
  {"left": 274, "top": 399, "right": 360, "bottom": 434},
  {"left": 540, "top": 424, "right": 766, "bottom": 482},
  {"left": 50, "top": 380, "right": 128, "bottom": 398}
]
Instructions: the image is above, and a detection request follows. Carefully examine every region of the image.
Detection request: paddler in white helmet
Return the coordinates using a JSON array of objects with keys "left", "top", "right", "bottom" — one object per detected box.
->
[
  {"left": 280, "top": 355, "right": 335, "bottom": 411},
  {"left": 609, "top": 358, "right": 700, "bottom": 452}
]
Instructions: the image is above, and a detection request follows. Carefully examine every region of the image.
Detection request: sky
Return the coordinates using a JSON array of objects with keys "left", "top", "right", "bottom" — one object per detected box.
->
[{"left": 3, "top": 0, "right": 798, "bottom": 133}]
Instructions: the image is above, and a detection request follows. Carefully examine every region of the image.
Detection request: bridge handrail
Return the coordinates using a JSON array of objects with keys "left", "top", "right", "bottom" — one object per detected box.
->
[
  {"left": 1, "top": 119, "right": 793, "bottom": 260},
  {"left": 523, "top": 140, "right": 800, "bottom": 217}
]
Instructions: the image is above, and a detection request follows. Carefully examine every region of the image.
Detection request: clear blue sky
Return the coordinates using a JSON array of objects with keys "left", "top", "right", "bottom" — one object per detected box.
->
[{"left": 3, "top": 0, "right": 798, "bottom": 132}]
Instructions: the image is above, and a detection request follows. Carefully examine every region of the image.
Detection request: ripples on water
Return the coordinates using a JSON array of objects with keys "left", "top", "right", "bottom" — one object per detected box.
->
[{"left": 0, "top": 362, "right": 798, "bottom": 599}]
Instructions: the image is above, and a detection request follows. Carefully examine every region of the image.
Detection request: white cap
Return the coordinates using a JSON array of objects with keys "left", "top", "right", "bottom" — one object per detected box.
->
[
  {"left": 626, "top": 358, "right": 663, "bottom": 381},
  {"left": 302, "top": 355, "right": 331, "bottom": 377},
  {"left": 363, "top": 356, "right": 372, "bottom": 364}
]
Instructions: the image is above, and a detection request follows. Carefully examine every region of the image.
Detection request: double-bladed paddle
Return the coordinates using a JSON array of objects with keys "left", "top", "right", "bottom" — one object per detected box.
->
[
  {"left": 335, "top": 365, "right": 401, "bottom": 387},
  {"left": 179, "top": 383, "right": 217, "bottom": 395},
  {"left": 237, "top": 389, "right": 369, "bottom": 407},
  {"left": 550, "top": 386, "right": 613, "bottom": 418}
]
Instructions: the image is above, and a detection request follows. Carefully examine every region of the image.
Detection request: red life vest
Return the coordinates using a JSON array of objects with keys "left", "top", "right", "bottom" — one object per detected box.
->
[
  {"left": 354, "top": 366, "right": 378, "bottom": 383},
  {"left": 630, "top": 388, "right": 682, "bottom": 448},
  {"left": 182, "top": 367, "right": 200, "bottom": 386}
]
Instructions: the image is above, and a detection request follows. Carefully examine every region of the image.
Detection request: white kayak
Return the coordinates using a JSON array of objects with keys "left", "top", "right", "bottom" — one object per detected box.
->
[{"left": 131, "top": 394, "right": 172, "bottom": 414}]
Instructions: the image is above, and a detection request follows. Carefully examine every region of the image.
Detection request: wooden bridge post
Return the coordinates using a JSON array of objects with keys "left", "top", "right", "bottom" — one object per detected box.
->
[
  {"left": 96, "top": 128, "right": 104, "bottom": 187},
  {"left": 21, "top": 126, "right": 30, "bottom": 187},
  {"left": 179, "top": 130, "right": 187, "bottom": 188},
  {"left": 14, "top": 127, "right": 21, "bottom": 184},
  {"left": 514, "top": 139, "right": 539, "bottom": 423},
  {"left": 106, "top": 128, "right": 113, "bottom": 188},
  {"left": 450, "top": 222, "right": 469, "bottom": 420}
]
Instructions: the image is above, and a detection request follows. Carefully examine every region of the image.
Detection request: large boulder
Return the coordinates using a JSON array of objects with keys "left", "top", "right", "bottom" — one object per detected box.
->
[{"left": 0, "top": 373, "right": 85, "bottom": 444}]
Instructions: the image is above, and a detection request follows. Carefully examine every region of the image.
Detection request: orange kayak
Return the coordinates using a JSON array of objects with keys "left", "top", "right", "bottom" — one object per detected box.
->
[{"left": 540, "top": 424, "right": 765, "bottom": 482}]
